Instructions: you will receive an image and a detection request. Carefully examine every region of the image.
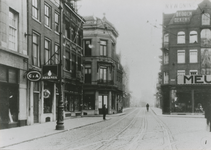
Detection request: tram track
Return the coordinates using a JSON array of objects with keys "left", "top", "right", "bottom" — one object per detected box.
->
[{"left": 58, "top": 108, "right": 141, "bottom": 150}]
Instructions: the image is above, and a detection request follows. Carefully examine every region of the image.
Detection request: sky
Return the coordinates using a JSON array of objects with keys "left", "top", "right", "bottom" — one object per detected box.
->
[{"left": 77, "top": 0, "right": 203, "bottom": 103}]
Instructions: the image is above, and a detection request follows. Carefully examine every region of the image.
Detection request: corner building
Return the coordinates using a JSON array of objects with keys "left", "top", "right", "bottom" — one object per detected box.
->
[
  {"left": 161, "top": 0, "right": 211, "bottom": 114},
  {"left": 83, "top": 16, "right": 124, "bottom": 115}
]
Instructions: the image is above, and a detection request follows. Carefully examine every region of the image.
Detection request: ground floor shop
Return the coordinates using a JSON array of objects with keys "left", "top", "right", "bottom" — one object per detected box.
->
[
  {"left": 83, "top": 89, "right": 123, "bottom": 115},
  {"left": 161, "top": 85, "right": 211, "bottom": 114}
]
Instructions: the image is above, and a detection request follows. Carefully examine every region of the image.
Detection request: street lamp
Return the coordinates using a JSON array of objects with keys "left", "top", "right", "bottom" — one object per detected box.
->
[{"left": 56, "top": 0, "right": 64, "bottom": 130}]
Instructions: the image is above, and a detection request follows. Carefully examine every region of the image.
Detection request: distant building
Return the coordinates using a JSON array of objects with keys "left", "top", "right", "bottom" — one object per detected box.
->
[
  {"left": 160, "top": 0, "right": 211, "bottom": 114},
  {"left": 0, "top": 0, "right": 27, "bottom": 129},
  {"left": 82, "top": 16, "right": 124, "bottom": 114}
]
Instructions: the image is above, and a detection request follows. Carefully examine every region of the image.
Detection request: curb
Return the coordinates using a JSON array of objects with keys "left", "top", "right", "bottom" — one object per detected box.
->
[{"left": 1, "top": 118, "right": 109, "bottom": 149}]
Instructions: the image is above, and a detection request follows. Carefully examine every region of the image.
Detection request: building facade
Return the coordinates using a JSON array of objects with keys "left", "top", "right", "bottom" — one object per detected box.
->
[
  {"left": 26, "top": 0, "right": 84, "bottom": 125},
  {"left": 83, "top": 16, "right": 124, "bottom": 115},
  {"left": 161, "top": 0, "right": 211, "bottom": 114},
  {"left": 0, "top": 0, "right": 28, "bottom": 129}
]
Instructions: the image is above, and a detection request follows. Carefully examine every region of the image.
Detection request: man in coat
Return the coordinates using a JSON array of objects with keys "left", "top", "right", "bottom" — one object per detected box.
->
[{"left": 102, "top": 104, "right": 106, "bottom": 120}]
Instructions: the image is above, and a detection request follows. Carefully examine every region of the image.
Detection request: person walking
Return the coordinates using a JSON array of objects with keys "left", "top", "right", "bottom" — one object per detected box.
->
[
  {"left": 205, "top": 101, "right": 211, "bottom": 132},
  {"left": 102, "top": 104, "right": 106, "bottom": 120},
  {"left": 146, "top": 103, "right": 149, "bottom": 112}
]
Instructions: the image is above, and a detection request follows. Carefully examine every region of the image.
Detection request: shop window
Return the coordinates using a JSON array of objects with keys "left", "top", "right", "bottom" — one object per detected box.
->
[
  {"left": 83, "top": 94, "right": 95, "bottom": 110},
  {"left": 189, "top": 49, "right": 198, "bottom": 63},
  {"left": 189, "top": 31, "right": 198, "bottom": 43},
  {"left": 8, "top": 68, "right": 17, "bottom": 83},
  {"left": 177, "top": 50, "right": 185, "bottom": 63},
  {"left": 202, "top": 13, "right": 210, "bottom": 25},
  {"left": 163, "top": 52, "right": 169, "bottom": 64},
  {"left": 177, "top": 31, "right": 185, "bottom": 44},
  {"left": 43, "top": 82, "right": 53, "bottom": 113},
  {"left": 201, "top": 29, "right": 211, "bottom": 47}
]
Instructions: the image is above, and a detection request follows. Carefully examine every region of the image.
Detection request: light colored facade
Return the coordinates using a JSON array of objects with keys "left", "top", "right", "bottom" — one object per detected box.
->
[
  {"left": 0, "top": 0, "right": 28, "bottom": 129},
  {"left": 83, "top": 16, "right": 124, "bottom": 115}
]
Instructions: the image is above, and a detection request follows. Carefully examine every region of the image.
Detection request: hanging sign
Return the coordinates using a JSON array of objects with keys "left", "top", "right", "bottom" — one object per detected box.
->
[
  {"left": 42, "top": 65, "right": 58, "bottom": 80},
  {"left": 27, "top": 70, "right": 41, "bottom": 82},
  {"left": 43, "top": 89, "right": 51, "bottom": 98}
]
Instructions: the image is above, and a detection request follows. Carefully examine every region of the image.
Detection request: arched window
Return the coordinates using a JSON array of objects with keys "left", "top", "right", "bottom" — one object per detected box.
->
[
  {"left": 189, "top": 31, "right": 198, "bottom": 43},
  {"left": 201, "top": 29, "right": 211, "bottom": 47},
  {"left": 177, "top": 31, "right": 185, "bottom": 44},
  {"left": 202, "top": 13, "right": 210, "bottom": 25}
]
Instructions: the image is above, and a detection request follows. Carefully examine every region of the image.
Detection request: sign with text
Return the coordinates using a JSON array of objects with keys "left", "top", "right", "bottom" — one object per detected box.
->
[
  {"left": 173, "top": 11, "right": 193, "bottom": 24},
  {"left": 42, "top": 65, "right": 58, "bottom": 80},
  {"left": 27, "top": 70, "right": 41, "bottom": 82},
  {"left": 177, "top": 75, "right": 211, "bottom": 84}
]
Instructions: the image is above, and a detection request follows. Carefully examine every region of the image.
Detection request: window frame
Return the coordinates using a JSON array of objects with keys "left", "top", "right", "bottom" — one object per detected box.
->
[
  {"left": 9, "top": 8, "right": 18, "bottom": 52},
  {"left": 189, "top": 49, "right": 198, "bottom": 63},
  {"left": 32, "top": 32, "right": 40, "bottom": 67},
  {"left": 55, "top": 12, "right": 59, "bottom": 33},
  {"left": 44, "top": 3, "right": 51, "bottom": 28},
  {"left": 202, "top": 13, "right": 210, "bottom": 25},
  {"left": 44, "top": 39, "right": 51, "bottom": 65},
  {"left": 100, "top": 40, "right": 107, "bottom": 56},
  {"left": 189, "top": 31, "right": 198, "bottom": 43},
  {"left": 177, "top": 50, "right": 185, "bottom": 64},
  {"left": 32, "top": 0, "right": 40, "bottom": 20},
  {"left": 177, "top": 31, "right": 185, "bottom": 44},
  {"left": 163, "top": 52, "right": 169, "bottom": 64}
]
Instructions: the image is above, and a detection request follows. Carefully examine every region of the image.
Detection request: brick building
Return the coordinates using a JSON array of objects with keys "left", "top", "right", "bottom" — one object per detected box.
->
[{"left": 161, "top": 0, "right": 211, "bottom": 114}]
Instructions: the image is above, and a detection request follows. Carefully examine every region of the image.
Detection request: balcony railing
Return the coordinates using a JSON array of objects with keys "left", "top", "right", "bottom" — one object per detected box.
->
[{"left": 97, "top": 79, "right": 114, "bottom": 85}]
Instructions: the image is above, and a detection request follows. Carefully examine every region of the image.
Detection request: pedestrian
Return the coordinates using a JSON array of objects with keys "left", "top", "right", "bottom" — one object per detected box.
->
[
  {"left": 102, "top": 104, "right": 106, "bottom": 120},
  {"left": 204, "top": 101, "right": 211, "bottom": 132},
  {"left": 146, "top": 103, "right": 149, "bottom": 112}
]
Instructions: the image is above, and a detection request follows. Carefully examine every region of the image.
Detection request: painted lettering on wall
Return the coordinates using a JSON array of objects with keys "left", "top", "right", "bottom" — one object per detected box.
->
[
  {"left": 173, "top": 11, "right": 192, "bottom": 23},
  {"left": 177, "top": 75, "right": 211, "bottom": 84}
]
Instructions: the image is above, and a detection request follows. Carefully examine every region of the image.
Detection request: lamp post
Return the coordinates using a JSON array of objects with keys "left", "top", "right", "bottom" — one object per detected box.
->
[{"left": 56, "top": 0, "right": 64, "bottom": 130}]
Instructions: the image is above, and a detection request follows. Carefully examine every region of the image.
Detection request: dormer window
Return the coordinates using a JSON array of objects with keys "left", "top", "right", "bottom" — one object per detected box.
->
[{"left": 202, "top": 13, "right": 210, "bottom": 25}]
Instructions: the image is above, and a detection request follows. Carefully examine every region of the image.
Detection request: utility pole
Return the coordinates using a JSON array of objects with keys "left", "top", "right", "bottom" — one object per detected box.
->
[{"left": 56, "top": 0, "right": 64, "bottom": 130}]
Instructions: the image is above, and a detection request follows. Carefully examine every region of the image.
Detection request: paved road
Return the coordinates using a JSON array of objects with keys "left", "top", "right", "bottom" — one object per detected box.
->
[{"left": 4, "top": 107, "right": 211, "bottom": 150}]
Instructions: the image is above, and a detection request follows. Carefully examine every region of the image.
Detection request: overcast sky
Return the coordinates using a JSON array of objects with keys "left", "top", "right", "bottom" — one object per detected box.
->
[{"left": 77, "top": 0, "right": 202, "bottom": 102}]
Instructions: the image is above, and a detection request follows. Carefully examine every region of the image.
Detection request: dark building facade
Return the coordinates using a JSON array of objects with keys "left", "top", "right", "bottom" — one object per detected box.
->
[
  {"left": 82, "top": 16, "right": 124, "bottom": 115},
  {"left": 161, "top": 0, "right": 211, "bottom": 114},
  {"left": 27, "top": 0, "right": 84, "bottom": 125}
]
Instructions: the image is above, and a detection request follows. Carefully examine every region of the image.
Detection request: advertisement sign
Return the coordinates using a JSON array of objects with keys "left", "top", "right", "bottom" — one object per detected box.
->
[
  {"left": 27, "top": 70, "right": 41, "bottom": 82},
  {"left": 173, "top": 11, "right": 192, "bottom": 24},
  {"left": 177, "top": 75, "right": 211, "bottom": 84},
  {"left": 42, "top": 65, "right": 58, "bottom": 80}
]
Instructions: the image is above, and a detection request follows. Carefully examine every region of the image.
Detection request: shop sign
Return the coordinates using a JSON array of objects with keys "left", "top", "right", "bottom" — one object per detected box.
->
[
  {"left": 42, "top": 65, "right": 58, "bottom": 80},
  {"left": 27, "top": 70, "right": 41, "bottom": 82},
  {"left": 43, "top": 89, "right": 50, "bottom": 98},
  {"left": 177, "top": 75, "right": 211, "bottom": 84},
  {"left": 173, "top": 11, "right": 192, "bottom": 23}
]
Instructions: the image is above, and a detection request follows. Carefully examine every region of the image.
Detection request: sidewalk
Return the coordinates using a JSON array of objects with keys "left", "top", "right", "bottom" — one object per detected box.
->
[{"left": 0, "top": 116, "right": 105, "bottom": 148}]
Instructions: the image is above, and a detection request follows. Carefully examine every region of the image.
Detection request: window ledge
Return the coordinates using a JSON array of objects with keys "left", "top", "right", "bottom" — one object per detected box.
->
[
  {"left": 32, "top": 17, "right": 41, "bottom": 24},
  {"left": 44, "top": 25, "right": 52, "bottom": 31}
]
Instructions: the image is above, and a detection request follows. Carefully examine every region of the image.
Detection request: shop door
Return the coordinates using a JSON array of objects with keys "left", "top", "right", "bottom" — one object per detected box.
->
[
  {"left": 33, "top": 93, "right": 39, "bottom": 123},
  {"left": 0, "top": 85, "right": 8, "bottom": 129},
  {"left": 98, "top": 95, "right": 108, "bottom": 114}
]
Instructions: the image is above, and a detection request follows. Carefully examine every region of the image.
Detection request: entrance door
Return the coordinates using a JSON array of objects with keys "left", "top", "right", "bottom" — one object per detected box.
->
[
  {"left": 33, "top": 93, "right": 39, "bottom": 123},
  {"left": 98, "top": 95, "right": 108, "bottom": 114}
]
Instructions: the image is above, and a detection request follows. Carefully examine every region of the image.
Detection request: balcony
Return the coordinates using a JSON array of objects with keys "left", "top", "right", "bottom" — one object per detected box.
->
[{"left": 97, "top": 80, "right": 114, "bottom": 85}]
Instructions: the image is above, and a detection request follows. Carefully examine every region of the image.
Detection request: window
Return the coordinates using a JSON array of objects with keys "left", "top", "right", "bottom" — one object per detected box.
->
[
  {"left": 100, "top": 40, "right": 107, "bottom": 56},
  {"left": 164, "top": 33, "right": 169, "bottom": 49},
  {"left": 189, "top": 70, "right": 198, "bottom": 75},
  {"left": 85, "top": 65, "right": 91, "bottom": 83},
  {"left": 44, "top": 39, "right": 50, "bottom": 64},
  {"left": 163, "top": 72, "right": 169, "bottom": 84},
  {"left": 64, "top": 20, "right": 70, "bottom": 39},
  {"left": 164, "top": 52, "right": 169, "bottom": 64},
  {"left": 65, "top": 50, "right": 70, "bottom": 71},
  {"left": 201, "top": 29, "right": 211, "bottom": 47},
  {"left": 32, "top": 0, "right": 39, "bottom": 20},
  {"left": 72, "top": 54, "right": 76, "bottom": 77},
  {"left": 55, "top": 44, "right": 59, "bottom": 64},
  {"left": 177, "top": 70, "right": 185, "bottom": 76},
  {"left": 99, "top": 67, "right": 107, "bottom": 81},
  {"left": 44, "top": 4, "right": 51, "bottom": 27},
  {"left": 84, "top": 39, "right": 92, "bottom": 56},
  {"left": 189, "top": 50, "right": 198, "bottom": 63},
  {"left": 189, "top": 31, "right": 198, "bottom": 43},
  {"left": 9, "top": 9, "right": 18, "bottom": 51},
  {"left": 177, "top": 50, "right": 185, "bottom": 63},
  {"left": 32, "top": 32, "right": 40, "bottom": 67},
  {"left": 177, "top": 31, "right": 185, "bottom": 44},
  {"left": 202, "top": 13, "right": 210, "bottom": 25},
  {"left": 55, "top": 12, "right": 59, "bottom": 32}
]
